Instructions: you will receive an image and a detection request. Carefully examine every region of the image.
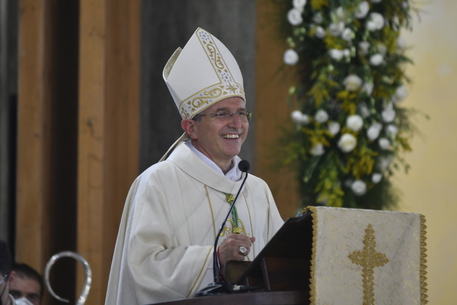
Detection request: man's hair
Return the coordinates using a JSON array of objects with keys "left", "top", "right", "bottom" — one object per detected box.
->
[
  {"left": 0, "top": 240, "right": 12, "bottom": 276},
  {"left": 13, "top": 263, "right": 44, "bottom": 299}
]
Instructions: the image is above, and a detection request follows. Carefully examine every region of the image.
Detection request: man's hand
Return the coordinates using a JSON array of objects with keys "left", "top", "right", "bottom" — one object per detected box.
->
[{"left": 218, "top": 234, "right": 256, "bottom": 265}]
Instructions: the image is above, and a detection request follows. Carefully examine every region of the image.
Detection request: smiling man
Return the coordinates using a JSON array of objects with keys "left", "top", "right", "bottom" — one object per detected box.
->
[{"left": 105, "top": 28, "right": 284, "bottom": 305}]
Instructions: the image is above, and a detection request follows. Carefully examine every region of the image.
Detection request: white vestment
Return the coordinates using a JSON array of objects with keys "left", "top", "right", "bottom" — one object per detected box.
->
[{"left": 105, "top": 141, "right": 284, "bottom": 304}]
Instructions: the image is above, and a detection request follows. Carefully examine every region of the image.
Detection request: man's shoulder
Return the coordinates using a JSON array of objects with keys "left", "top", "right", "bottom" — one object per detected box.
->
[
  {"left": 140, "top": 160, "right": 179, "bottom": 178},
  {"left": 245, "top": 173, "right": 269, "bottom": 188}
]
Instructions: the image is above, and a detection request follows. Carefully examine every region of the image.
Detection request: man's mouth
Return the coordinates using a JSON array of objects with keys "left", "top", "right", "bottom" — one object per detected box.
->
[{"left": 223, "top": 134, "right": 240, "bottom": 139}]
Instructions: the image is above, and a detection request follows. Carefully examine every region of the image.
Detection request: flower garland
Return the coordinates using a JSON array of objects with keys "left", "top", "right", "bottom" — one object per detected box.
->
[{"left": 280, "top": 0, "right": 418, "bottom": 209}]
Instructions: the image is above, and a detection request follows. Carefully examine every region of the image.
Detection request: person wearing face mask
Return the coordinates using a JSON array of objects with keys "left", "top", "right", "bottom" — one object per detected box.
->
[
  {"left": 105, "top": 28, "right": 284, "bottom": 304},
  {"left": 9, "top": 264, "right": 42, "bottom": 305},
  {"left": 0, "top": 240, "right": 33, "bottom": 305}
]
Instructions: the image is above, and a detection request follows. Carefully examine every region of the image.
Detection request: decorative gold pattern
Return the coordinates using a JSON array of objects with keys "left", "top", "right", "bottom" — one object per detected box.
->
[
  {"left": 349, "top": 224, "right": 389, "bottom": 305},
  {"left": 420, "top": 214, "right": 429, "bottom": 304},
  {"left": 225, "top": 194, "right": 235, "bottom": 203},
  {"left": 222, "top": 193, "right": 244, "bottom": 234},
  {"left": 223, "top": 218, "right": 247, "bottom": 236},
  {"left": 307, "top": 206, "right": 317, "bottom": 305}
]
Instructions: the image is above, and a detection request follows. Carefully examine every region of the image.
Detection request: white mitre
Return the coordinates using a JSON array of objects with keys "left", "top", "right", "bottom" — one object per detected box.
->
[{"left": 163, "top": 27, "right": 246, "bottom": 119}]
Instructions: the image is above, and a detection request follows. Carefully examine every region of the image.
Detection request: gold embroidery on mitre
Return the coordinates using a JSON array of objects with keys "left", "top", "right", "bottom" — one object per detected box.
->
[{"left": 349, "top": 223, "right": 389, "bottom": 305}]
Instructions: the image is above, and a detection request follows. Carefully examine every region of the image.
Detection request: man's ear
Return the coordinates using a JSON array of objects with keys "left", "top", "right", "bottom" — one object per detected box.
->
[
  {"left": 181, "top": 119, "right": 198, "bottom": 139},
  {"left": 8, "top": 270, "right": 15, "bottom": 284}
]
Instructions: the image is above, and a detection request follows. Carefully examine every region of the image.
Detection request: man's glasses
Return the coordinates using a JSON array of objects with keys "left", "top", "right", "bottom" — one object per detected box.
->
[{"left": 199, "top": 110, "right": 252, "bottom": 122}]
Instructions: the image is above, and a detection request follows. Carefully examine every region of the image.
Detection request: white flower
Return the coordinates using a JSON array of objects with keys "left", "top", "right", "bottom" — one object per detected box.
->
[
  {"left": 366, "top": 12, "right": 384, "bottom": 31},
  {"left": 287, "top": 8, "right": 303, "bottom": 26},
  {"left": 358, "top": 41, "right": 370, "bottom": 55},
  {"left": 329, "top": 49, "right": 344, "bottom": 61},
  {"left": 355, "top": 1, "right": 370, "bottom": 19},
  {"left": 377, "top": 43, "right": 387, "bottom": 55},
  {"left": 338, "top": 133, "right": 357, "bottom": 152},
  {"left": 315, "top": 110, "right": 329, "bottom": 123},
  {"left": 313, "top": 12, "right": 323, "bottom": 24},
  {"left": 378, "top": 137, "right": 391, "bottom": 150},
  {"left": 377, "top": 154, "right": 393, "bottom": 172},
  {"left": 328, "top": 121, "right": 341, "bottom": 135},
  {"left": 283, "top": 49, "right": 299, "bottom": 65},
  {"left": 342, "top": 28, "right": 355, "bottom": 42},
  {"left": 291, "top": 110, "right": 310, "bottom": 125},
  {"left": 310, "top": 143, "right": 325, "bottom": 156},
  {"left": 362, "top": 82, "right": 374, "bottom": 96},
  {"left": 343, "top": 74, "right": 363, "bottom": 91},
  {"left": 369, "top": 53, "right": 384, "bottom": 66},
  {"left": 328, "top": 21, "right": 345, "bottom": 36},
  {"left": 346, "top": 115, "right": 364, "bottom": 132},
  {"left": 396, "top": 36, "right": 406, "bottom": 50},
  {"left": 293, "top": 0, "right": 307, "bottom": 12},
  {"left": 343, "top": 49, "right": 351, "bottom": 57},
  {"left": 372, "top": 173, "right": 382, "bottom": 183},
  {"left": 367, "top": 122, "right": 382, "bottom": 140},
  {"left": 392, "top": 15, "right": 400, "bottom": 27},
  {"left": 382, "top": 103, "right": 396, "bottom": 122},
  {"left": 358, "top": 103, "right": 371, "bottom": 118},
  {"left": 351, "top": 180, "right": 367, "bottom": 196},
  {"left": 335, "top": 7, "right": 347, "bottom": 21},
  {"left": 315, "top": 26, "right": 326, "bottom": 38},
  {"left": 386, "top": 124, "right": 398, "bottom": 137},
  {"left": 391, "top": 85, "right": 408, "bottom": 103}
]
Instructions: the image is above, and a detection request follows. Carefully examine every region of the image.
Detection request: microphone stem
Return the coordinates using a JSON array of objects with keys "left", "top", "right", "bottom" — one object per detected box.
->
[{"left": 213, "top": 171, "right": 249, "bottom": 283}]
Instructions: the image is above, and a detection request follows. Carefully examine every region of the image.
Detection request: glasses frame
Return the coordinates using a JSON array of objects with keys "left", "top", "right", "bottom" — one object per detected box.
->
[
  {"left": 198, "top": 110, "right": 252, "bottom": 122},
  {"left": 0, "top": 274, "right": 8, "bottom": 285}
]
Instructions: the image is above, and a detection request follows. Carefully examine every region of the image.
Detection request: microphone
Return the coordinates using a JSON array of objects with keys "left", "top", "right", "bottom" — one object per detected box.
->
[
  {"left": 195, "top": 160, "right": 250, "bottom": 297},
  {"left": 238, "top": 160, "right": 250, "bottom": 173}
]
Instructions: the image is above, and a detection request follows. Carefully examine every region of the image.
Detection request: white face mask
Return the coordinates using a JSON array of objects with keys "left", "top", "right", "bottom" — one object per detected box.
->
[{"left": 13, "top": 298, "right": 33, "bottom": 305}]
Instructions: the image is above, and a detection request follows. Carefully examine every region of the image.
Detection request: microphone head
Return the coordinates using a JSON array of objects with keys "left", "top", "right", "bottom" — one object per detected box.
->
[{"left": 238, "top": 160, "right": 250, "bottom": 173}]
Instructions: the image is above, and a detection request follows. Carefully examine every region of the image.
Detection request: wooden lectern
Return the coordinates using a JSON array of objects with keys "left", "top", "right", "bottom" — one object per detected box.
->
[
  {"left": 155, "top": 211, "right": 313, "bottom": 305},
  {"left": 155, "top": 206, "right": 428, "bottom": 305}
]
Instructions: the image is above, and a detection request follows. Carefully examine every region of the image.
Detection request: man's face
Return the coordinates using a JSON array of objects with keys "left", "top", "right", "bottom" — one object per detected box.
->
[
  {"left": 9, "top": 274, "right": 41, "bottom": 305},
  {"left": 188, "top": 97, "right": 249, "bottom": 171}
]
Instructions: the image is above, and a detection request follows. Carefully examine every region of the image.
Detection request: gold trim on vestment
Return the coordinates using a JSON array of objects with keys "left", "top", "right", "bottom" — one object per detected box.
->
[
  {"left": 420, "top": 214, "right": 429, "bottom": 304},
  {"left": 187, "top": 246, "right": 214, "bottom": 298},
  {"left": 243, "top": 191, "right": 255, "bottom": 259},
  {"left": 205, "top": 185, "right": 217, "bottom": 239},
  {"left": 307, "top": 206, "right": 317, "bottom": 305}
]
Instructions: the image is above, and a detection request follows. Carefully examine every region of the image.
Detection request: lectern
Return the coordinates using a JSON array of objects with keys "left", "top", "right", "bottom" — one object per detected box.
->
[{"left": 156, "top": 206, "right": 428, "bottom": 305}]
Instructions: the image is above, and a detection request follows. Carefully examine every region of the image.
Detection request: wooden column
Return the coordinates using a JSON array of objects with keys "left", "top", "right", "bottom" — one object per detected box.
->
[
  {"left": 78, "top": 0, "right": 140, "bottom": 304},
  {"left": 17, "top": 1, "right": 79, "bottom": 303},
  {"left": 16, "top": 0, "right": 52, "bottom": 269},
  {"left": 255, "top": 0, "right": 300, "bottom": 219}
]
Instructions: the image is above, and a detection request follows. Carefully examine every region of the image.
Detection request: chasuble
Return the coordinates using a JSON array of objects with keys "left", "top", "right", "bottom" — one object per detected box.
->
[{"left": 105, "top": 141, "right": 284, "bottom": 304}]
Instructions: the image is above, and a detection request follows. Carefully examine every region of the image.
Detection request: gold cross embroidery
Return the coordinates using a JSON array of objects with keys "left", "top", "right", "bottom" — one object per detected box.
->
[{"left": 349, "top": 224, "right": 389, "bottom": 305}]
